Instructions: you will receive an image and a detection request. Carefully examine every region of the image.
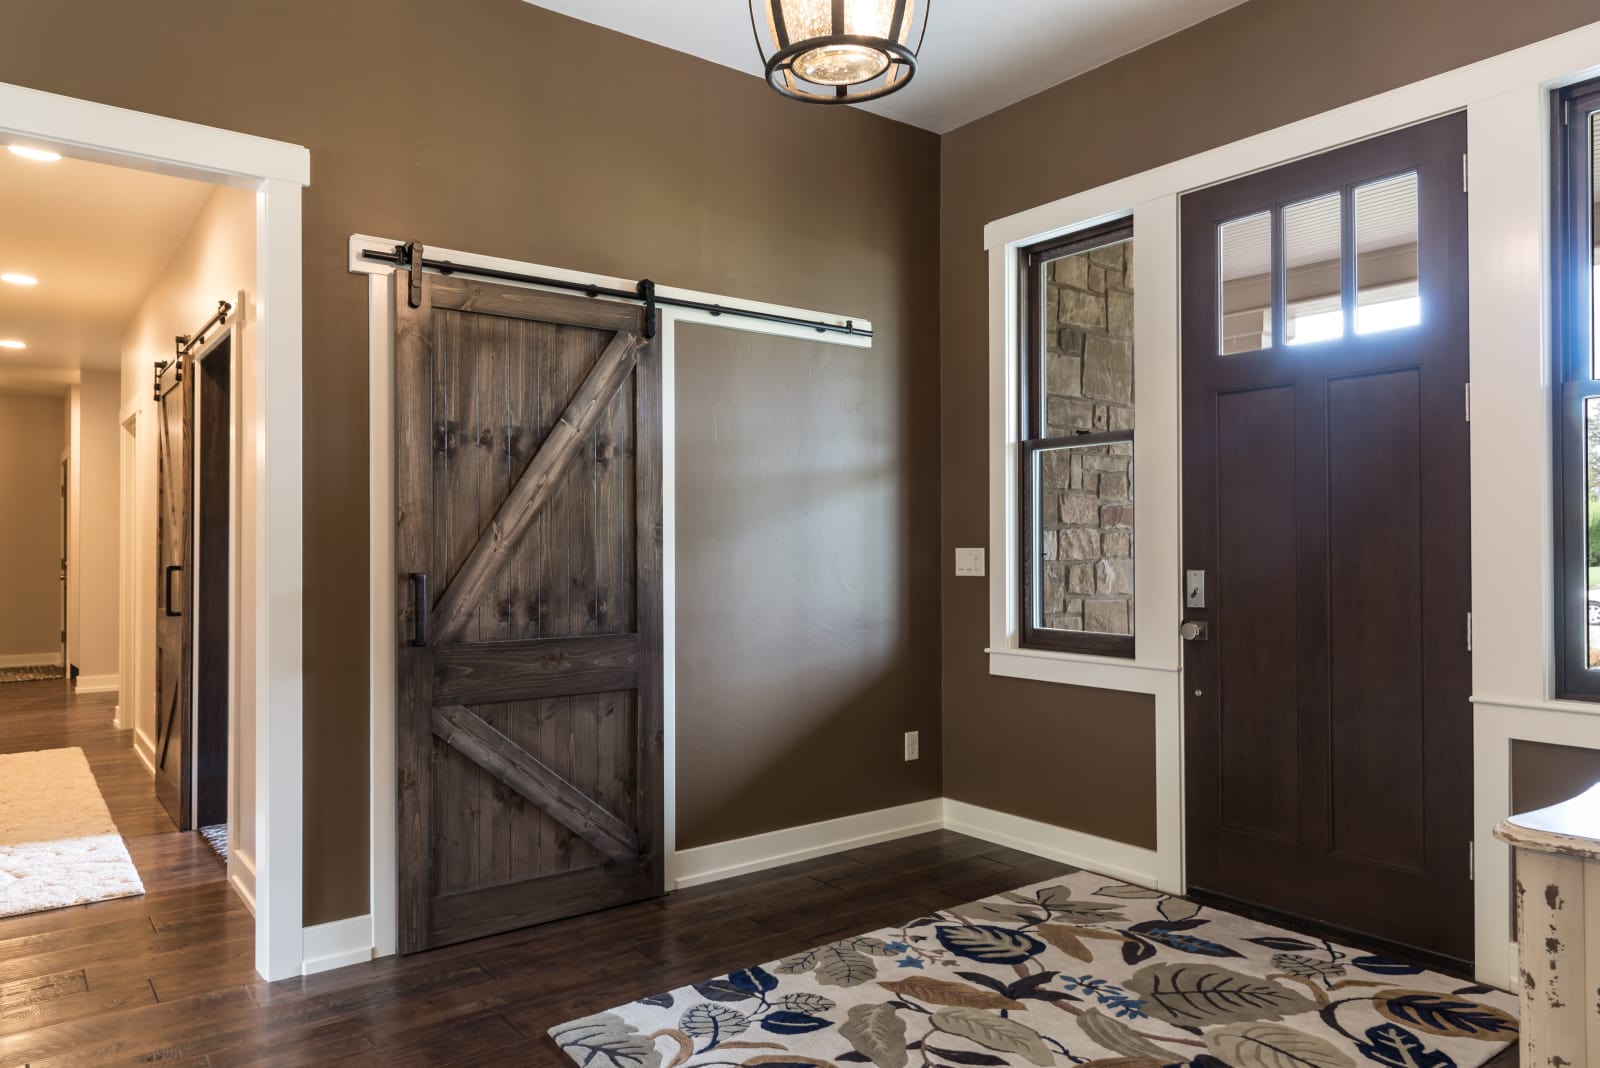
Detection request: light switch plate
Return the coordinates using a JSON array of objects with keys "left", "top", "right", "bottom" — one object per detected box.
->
[{"left": 955, "top": 548, "right": 986, "bottom": 577}]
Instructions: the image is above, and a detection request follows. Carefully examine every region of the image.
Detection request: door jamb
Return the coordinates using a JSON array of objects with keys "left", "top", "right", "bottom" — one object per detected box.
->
[
  {"left": 0, "top": 80, "right": 311, "bottom": 981},
  {"left": 353, "top": 235, "right": 873, "bottom": 962}
]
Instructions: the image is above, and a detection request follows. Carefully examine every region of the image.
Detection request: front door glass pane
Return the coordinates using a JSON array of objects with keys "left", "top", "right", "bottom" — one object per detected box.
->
[
  {"left": 1355, "top": 172, "right": 1421, "bottom": 336},
  {"left": 1284, "top": 192, "right": 1344, "bottom": 346},
  {"left": 1219, "top": 212, "right": 1272, "bottom": 354}
]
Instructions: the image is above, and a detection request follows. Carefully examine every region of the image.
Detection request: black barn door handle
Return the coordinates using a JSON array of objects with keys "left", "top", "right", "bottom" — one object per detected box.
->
[
  {"left": 164, "top": 565, "right": 183, "bottom": 617},
  {"left": 410, "top": 573, "right": 429, "bottom": 647}
]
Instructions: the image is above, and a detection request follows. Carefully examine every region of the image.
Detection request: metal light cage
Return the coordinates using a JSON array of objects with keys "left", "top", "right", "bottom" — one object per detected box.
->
[{"left": 749, "top": 0, "right": 931, "bottom": 105}]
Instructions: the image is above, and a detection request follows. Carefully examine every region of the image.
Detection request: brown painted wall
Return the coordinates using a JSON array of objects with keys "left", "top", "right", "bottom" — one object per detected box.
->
[
  {"left": 1511, "top": 741, "right": 1600, "bottom": 815},
  {"left": 674, "top": 324, "right": 941, "bottom": 849},
  {"left": 939, "top": 0, "right": 1600, "bottom": 848},
  {"left": 0, "top": 0, "right": 939, "bottom": 924},
  {"left": 0, "top": 392, "right": 66, "bottom": 659}
]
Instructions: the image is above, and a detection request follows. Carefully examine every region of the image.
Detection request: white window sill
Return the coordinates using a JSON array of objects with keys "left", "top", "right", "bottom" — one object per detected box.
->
[{"left": 987, "top": 646, "right": 1180, "bottom": 695}]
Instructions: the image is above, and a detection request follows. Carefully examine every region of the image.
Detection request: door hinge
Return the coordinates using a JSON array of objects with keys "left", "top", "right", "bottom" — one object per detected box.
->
[
  {"left": 1564, "top": 98, "right": 1571, "bottom": 126},
  {"left": 1466, "top": 612, "right": 1473, "bottom": 652},
  {"left": 1462, "top": 153, "right": 1469, "bottom": 194},
  {"left": 1464, "top": 383, "right": 1470, "bottom": 422},
  {"left": 1469, "top": 841, "right": 1475, "bottom": 881}
]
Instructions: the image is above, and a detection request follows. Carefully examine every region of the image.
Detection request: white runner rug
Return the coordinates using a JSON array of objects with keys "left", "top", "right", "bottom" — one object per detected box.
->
[{"left": 0, "top": 747, "right": 144, "bottom": 918}]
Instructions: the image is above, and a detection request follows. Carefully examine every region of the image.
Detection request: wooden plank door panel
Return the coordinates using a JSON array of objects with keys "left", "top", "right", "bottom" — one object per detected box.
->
[
  {"left": 396, "top": 273, "right": 661, "bottom": 954},
  {"left": 1181, "top": 114, "right": 1472, "bottom": 962},
  {"left": 154, "top": 362, "right": 193, "bottom": 830}
]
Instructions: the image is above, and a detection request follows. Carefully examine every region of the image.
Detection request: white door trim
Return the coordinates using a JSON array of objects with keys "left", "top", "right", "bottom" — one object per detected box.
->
[
  {"left": 353, "top": 234, "right": 872, "bottom": 960},
  {"left": 981, "top": 20, "right": 1600, "bottom": 986},
  {"left": 0, "top": 79, "right": 311, "bottom": 981}
]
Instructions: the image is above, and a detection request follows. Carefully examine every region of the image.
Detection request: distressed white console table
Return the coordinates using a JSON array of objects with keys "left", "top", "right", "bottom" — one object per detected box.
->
[{"left": 1494, "top": 781, "right": 1600, "bottom": 1068}]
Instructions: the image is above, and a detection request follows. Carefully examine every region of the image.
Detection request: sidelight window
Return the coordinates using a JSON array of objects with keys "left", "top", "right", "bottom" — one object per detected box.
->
[
  {"left": 1018, "top": 222, "right": 1135, "bottom": 657},
  {"left": 1554, "top": 78, "right": 1600, "bottom": 698}
]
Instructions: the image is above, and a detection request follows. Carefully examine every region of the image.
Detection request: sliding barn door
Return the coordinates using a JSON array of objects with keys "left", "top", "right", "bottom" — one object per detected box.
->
[
  {"left": 154, "top": 359, "right": 193, "bottom": 830},
  {"left": 395, "top": 274, "right": 663, "bottom": 954}
]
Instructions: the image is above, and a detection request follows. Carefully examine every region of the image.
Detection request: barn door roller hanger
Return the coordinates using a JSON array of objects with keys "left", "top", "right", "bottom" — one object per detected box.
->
[
  {"left": 364, "top": 241, "right": 869, "bottom": 341},
  {"left": 152, "top": 299, "right": 233, "bottom": 400}
]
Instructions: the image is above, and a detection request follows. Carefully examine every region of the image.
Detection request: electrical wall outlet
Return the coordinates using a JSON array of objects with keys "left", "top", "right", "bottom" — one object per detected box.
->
[
  {"left": 904, "top": 731, "right": 920, "bottom": 761},
  {"left": 955, "top": 548, "right": 986, "bottom": 577}
]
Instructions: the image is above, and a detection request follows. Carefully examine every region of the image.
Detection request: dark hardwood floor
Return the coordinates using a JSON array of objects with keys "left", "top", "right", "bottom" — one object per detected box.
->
[
  {"left": 0, "top": 679, "right": 1073, "bottom": 1066},
  {"left": 0, "top": 678, "right": 1517, "bottom": 1066}
]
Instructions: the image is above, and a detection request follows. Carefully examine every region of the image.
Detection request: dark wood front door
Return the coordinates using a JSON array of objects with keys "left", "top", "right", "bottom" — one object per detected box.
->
[
  {"left": 395, "top": 274, "right": 663, "bottom": 954},
  {"left": 1180, "top": 114, "right": 1472, "bottom": 962},
  {"left": 155, "top": 358, "right": 193, "bottom": 830}
]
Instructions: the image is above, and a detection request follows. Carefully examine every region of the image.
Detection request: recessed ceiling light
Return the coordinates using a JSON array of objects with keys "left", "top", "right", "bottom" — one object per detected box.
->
[
  {"left": 1, "top": 273, "right": 38, "bottom": 286},
  {"left": 7, "top": 145, "right": 61, "bottom": 162},
  {"left": 0, "top": 339, "right": 26, "bottom": 350}
]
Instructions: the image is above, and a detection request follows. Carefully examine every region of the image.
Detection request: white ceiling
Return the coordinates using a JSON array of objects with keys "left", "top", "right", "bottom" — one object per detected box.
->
[
  {"left": 0, "top": 149, "right": 216, "bottom": 392},
  {"left": 525, "top": 0, "right": 1251, "bottom": 133}
]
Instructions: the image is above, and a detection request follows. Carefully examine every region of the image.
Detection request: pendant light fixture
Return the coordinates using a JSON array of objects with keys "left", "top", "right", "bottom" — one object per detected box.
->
[{"left": 750, "top": 0, "right": 931, "bottom": 105}]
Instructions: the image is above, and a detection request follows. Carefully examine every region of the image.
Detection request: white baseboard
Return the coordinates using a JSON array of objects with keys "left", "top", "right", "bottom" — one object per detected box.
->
[
  {"left": 133, "top": 729, "right": 156, "bottom": 777},
  {"left": 74, "top": 674, "right": 119, "bottom": 694},
  {"left": 302, "top": 914, "right": 374, "bottom": 976},
  {"left": 230, "top": 848, "right": 257, "bottom": 917},
  {"left": 671, "top": 798, "right": 945, "bottom": 890},
  {"left": 942, "top": 798, "right": 1162, "bottom": 889},
  {"left": 329, "top": 797, "right": 1159, "bottom": 979},
  {"left": 0, "top": 651, "right": 64, "bottom": 668}
]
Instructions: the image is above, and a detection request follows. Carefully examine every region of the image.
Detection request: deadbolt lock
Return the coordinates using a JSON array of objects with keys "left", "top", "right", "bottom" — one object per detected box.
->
[{"left": 1180, "top": 620, "right": 1210, "bottom": 641}]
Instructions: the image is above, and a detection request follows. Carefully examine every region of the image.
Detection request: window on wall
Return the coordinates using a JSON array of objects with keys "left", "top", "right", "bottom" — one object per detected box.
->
[
  {"left": 1555, "top": 78, "right": 1600, "bottom": 699},
  {"left": 1018, "top": 222, "right": 1135, "bottom": 657}
]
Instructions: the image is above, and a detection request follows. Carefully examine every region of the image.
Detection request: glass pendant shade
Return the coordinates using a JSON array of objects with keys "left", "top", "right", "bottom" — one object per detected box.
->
[{"left": 750, "top": 0, "right": 930, "bottom": 105}]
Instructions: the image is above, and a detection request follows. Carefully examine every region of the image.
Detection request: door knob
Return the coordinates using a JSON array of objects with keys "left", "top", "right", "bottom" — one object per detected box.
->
[{"left": 1180, "top": 620, "right": 1209, "bottom": 641}]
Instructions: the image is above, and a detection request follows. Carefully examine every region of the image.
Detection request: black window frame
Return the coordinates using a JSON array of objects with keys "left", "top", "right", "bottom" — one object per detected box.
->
[
  {"left": 1017, "top": 219, "right": 1136, "bottom": 659},
  {"left": 1554, "top": 78, "right": 1600, "bottom": 700}
]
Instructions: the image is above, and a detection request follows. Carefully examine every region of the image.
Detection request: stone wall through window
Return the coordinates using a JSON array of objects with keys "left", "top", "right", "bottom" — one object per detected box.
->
[{"left": 1036, "top": 238, "right": 1134, "bottom": 636}]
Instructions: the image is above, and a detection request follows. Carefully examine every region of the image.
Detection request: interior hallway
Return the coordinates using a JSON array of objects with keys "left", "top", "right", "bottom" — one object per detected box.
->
[{"left": 0, "top": 680, "right": 254, "bottom": 1061}]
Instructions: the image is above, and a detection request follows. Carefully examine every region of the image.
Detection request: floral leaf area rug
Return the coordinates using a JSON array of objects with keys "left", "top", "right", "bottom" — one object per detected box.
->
[{"left": 549, "top": 872, "right": 1516, "bottom": 1068}]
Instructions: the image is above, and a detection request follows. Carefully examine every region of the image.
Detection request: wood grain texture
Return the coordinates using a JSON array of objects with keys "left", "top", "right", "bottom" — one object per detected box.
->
[
  {"left": 427, "top": 273, "right": 645, "bottom": 335},
  {"left": 153, "top": 359, "right": 193, "bottom": 831},
  {"left": 395, "top": 277, "right": 663, "bottom": 953},
  {"left": 431, "top": 330, "right": 641, "bottom": 646},
  {"left": 431, "top": 704, "right": 639, "bottom": 861},
  {"left": 433, "top": 635, "right": 639, "bottom": 705},
  {"left": 394, "top": 272, "right": 436, "bottom": 954}
]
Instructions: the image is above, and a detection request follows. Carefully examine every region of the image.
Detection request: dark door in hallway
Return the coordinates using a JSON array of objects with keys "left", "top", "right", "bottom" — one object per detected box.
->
[
  {"left": 154, "top": 356, "right": 192, "bottom": 830},
  {"left": 395, "top": 274, "right": 663, "bottom": 954},
  {"left": 194, "top": 334, "right": 232, "bottom": 830},
  {"left": 1180, "top": 114, "right": 1472, "bottom": 961}
]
